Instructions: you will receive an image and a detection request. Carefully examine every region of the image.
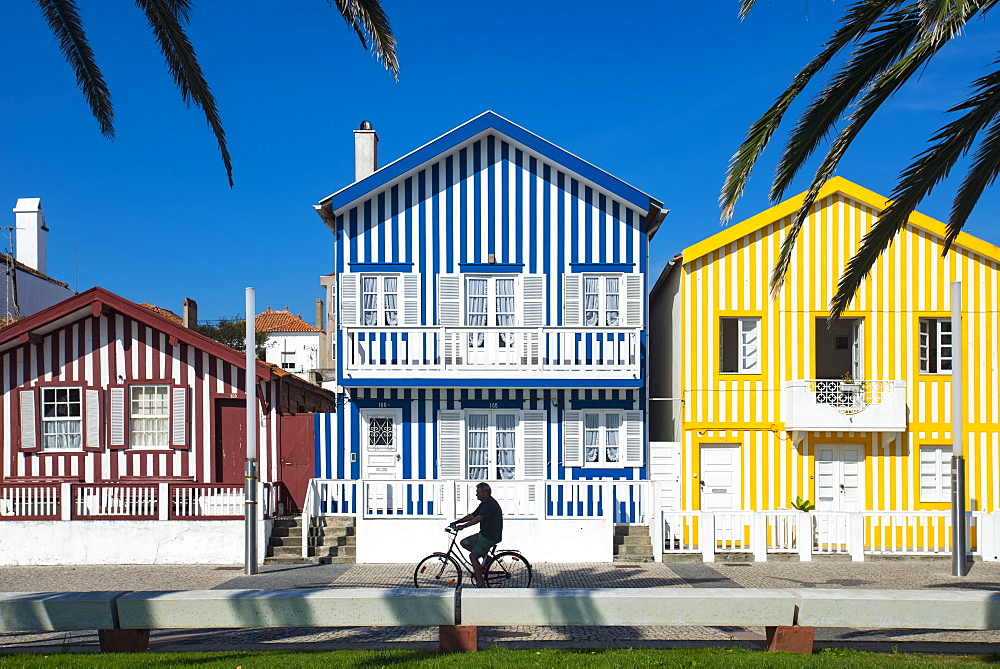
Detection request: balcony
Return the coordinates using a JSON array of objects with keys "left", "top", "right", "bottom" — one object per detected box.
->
[
  {"left": 340, "top": 326, "right": 640, "bottom": 385},
  {"left": 782, "top": 379, "right": 907, "bottom": 432}
]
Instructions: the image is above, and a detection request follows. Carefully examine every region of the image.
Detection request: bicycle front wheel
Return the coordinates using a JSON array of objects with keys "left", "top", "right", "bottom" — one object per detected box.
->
[
  {"left": 414, "top": 554, "right": 463, "bottom": 588},
  {"left": 487, "top": 551, "right": 532, "bottom": 588}
]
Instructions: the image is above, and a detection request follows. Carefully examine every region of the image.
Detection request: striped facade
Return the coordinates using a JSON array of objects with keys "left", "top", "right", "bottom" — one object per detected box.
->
[
  {"left": 314, "top": 112, "right": 665, "bottom": 488},
  {"left": 651, "top": 177, "right": 1000, "bottom": 514},
  {"left": 0, "top": 288, "right": 302, "bottom": 485}
]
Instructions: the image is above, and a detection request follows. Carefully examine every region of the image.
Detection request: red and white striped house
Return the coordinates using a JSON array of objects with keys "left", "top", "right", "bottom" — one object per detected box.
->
[{"left": 0, "top": 287, "right": 334, "bottom": 564}]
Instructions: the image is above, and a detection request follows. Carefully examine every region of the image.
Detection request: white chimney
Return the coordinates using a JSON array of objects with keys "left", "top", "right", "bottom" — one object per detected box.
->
[
  {"left": 354, "top": 121, "right": 379, "bottom": 181},
  {"left": 12, "top": 198, "right": 47, "bottom": 275}
]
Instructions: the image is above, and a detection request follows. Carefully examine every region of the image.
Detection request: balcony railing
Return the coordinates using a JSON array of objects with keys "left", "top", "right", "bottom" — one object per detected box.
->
[
  {"left": 782, "top": 379, "right": 907, "bottom": 432},
  {"left": 341, "top": 326, "right": 640, "bottom": 379}
]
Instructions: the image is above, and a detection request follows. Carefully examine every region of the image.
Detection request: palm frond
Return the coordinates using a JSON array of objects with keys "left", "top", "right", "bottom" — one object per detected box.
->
[
  {"left": 135, "top": 0, "right": 233, "bottom": 187},
  {"left": 331, "top": 0, "right": 399, "bottom": 80},
  {"left": 828, "top": 66, "right": 1000, "bottom": 319},
  {"left": 739, "top": 0, "right": 757, "bottom": 21},
  {"left": 36, "top": 0, "right": 114, "bottom": 137},
  {"left": 918, "top": 0, "right": 992, "bottom": 40},
  {"left": 770, "top": 6, "right": 921, "bottom": 202},
  {"left": 771, "top": 6, "right": 983, "bottom": 296},
  {"left": 720, "top": 0, "right": 898, "bottom": 222},
  {"left": 947, "top": 112, "right": 1000, "bottom": 251}
]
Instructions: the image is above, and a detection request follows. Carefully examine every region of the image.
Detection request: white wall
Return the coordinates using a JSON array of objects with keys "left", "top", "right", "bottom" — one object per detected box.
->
[
  {"left": 0, "top": 268, "right": 74, "bottom": 321},
  {"left": 0, "top": 519, "right": 271, "bottom": 566},
  {"left": 355, "top": 516, "right": 613, "bottom": 563},
  {"left": 262, "top": 332, "right": 320, "bottom": 379}
]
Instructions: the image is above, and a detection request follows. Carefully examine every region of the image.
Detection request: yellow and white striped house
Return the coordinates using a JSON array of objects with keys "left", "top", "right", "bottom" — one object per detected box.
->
[{"left": 650, "top": 177, "right": 1000, "bottom": 560}]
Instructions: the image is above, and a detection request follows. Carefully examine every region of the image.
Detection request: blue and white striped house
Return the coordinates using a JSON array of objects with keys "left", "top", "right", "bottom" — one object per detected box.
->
[{"left": 307, "top": 112, "right": 668, "bottom": 562}]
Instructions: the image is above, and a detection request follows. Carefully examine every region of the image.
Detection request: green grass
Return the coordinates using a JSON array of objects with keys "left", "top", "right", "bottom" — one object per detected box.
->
[{"left": 0, "top": 648, "right": 996, "bottom": 668}]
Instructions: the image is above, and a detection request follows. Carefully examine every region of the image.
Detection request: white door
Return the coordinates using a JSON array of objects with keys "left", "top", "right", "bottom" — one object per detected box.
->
[
  {"left": 362, "top": 410, "right": 403, "bottom": 513},
  {"left": 815, "top": 444, "right": 864, "bottom": 512},
  {"left": 700, "top": 445, "right": 740, "bottom": 511},
  {"left": 466, "top": 276, "right": 518, "bottom": 365},
  {"left": 650, "top": 441, "right": 681, "bottom": 511}
]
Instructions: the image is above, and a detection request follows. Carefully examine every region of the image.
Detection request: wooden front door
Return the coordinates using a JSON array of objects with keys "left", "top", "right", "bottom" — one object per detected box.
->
[
  {"left": 214, "top": 399, "right": 246, "bottom": 484},
  {"left": 279, "top": 414, "right": 315, "bottom": 514}
]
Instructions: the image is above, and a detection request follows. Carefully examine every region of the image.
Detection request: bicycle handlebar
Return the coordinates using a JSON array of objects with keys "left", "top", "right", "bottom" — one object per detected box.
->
[{"left": 445, "top": 525, "right": 458, "bottom": 534}]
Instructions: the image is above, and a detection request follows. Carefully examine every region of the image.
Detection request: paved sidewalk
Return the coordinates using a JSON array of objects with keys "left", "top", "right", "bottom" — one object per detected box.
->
[{"left": 1, "top": 560, "right": 999, "bottom": 654}]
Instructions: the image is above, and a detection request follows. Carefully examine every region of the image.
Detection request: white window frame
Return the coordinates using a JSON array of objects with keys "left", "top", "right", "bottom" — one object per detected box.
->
[
  {"left": 582, "top": 274, "right": 623, "bottom": 327},
  {"left": 464, "top": 410, "right": 521, "bottom": 481},
  {"left": 720, "top": 317, "right": 760, "bottom": 374},
  {"left": 280, "top": 350, "right": 296, "bottom": 371},
  {"left": 40, "top": 386, "right": 83, "bottom": 451},
  {"left": 465, "top": 275, "right": 518, "bottom": 327},
  {"left": 919, "top": 445, "right": 952, "bottom": 503},
  {"left": 582, "top": 411, "right": 623, "bottom": 467},
  {"left": 129, "top": 384, "right": 170, "bottom": 449},
  {"left": 919, "top": 318, "right": 953, "bottom": 374},
  {"left": 361, "top": 273, "right": 401, "bottom": 327}
]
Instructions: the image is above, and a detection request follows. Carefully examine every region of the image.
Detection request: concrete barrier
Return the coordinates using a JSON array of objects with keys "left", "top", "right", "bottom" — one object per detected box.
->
[
  {"left": 795, "top": 589, "right": 1000, "bottom": 630},
  {"left": 460, "top": 588, "right": 797, "bottom": 626},
  {"left": 0, "top": 592, "right": 120, "bottom": 631},
  {"left": 116, "top": 588, "right": 456, "bottom": 628}
]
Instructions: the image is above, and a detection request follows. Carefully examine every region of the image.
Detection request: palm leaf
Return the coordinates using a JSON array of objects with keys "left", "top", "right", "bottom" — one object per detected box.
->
[
  {"left": 770, "top": 6, "right": 921, "bottom": 203},
  {"left": 771, "top": 6, "right": 982, "bottom": 296},
  {"left": 330, "top": 0, "right": 399, "bottom": 80},
  {"left": 829, "top": 63, "right": 1000, "bottom": 320},
  {"left": 135, "top": 0, "right": 233, "bottom": 187},
  {"left": 947, "top": 112, "right": 1000, "bottom": 249},
  {"left": 36, "top": 0, "right": 114, "bottom": 137},
  {"left": 720, "top": 0, "right": 898, "bottom": 222}
]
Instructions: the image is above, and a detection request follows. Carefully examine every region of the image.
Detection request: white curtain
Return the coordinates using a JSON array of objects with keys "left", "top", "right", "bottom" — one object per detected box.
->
[
  {"left": 584, "top": 412, "right": 600, "bottom": 463},
  {"left": 496, "top": 414, "right": 516, "bottom": 480},
  {"left": 383, "top": 277, "right": 398, "bottom": 326},
  {"left": 605, "top": 413, "right": 621, "bottom": 463},
  {"left": 362, "top": 276, "right": 378, "bottom": 326},
  {"left": 496, "top": 278, "right": 515, "bottom": 348},
  {"left": 584, "top": 277, "right": 600, "bottom": 327},
  {"left": 605, "top": 277, "right": 620, "bottom": 326},
  {"left": 466, "top": 413, "right": 489, "bottom": 479},
  {"left": 467, "top": 278, "right": 487, "bottom": 348}
]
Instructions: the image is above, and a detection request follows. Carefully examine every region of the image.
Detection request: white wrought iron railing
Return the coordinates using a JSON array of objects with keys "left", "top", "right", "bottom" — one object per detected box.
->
[{"left": 341, "top": 326, "right": 640, "bottom": 376}]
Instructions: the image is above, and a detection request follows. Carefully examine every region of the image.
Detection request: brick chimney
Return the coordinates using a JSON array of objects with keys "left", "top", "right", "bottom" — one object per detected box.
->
[
  {"left": 12, "top": 198, "right": 47, "bottom": 274},
  {"left": 354, "top": 121, "right": 379, "bottom": 181}
]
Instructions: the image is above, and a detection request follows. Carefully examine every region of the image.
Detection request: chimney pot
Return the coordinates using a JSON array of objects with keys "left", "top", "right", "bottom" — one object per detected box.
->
[{"left": 354, "top": 122, "right": 379, "bottom": 181}]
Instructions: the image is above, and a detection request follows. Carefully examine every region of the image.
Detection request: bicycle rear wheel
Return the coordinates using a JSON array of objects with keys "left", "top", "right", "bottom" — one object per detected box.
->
[
  {"left": 414, "top": 553, "right": 462, "bottom": 588},
  {"left": 486, "top": 551, "right": 532, "bottom": 588}
]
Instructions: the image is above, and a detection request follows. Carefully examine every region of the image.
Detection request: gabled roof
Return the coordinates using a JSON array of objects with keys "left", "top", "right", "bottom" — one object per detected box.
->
[
  {"left": 256, "top": 308, "right": 322, "bottom": 333},
  {"left": 0, "top": 286, "right": 275, "bottom": 380},
  {"left": 683, "top": 176, "right": 1000, "bottom": 265},
  {"left": 318, "top": 111, "right": 664, "bottom": 223}
]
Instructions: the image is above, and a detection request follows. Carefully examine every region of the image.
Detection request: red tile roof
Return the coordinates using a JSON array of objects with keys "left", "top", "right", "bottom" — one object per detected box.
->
[
  {"left": 255, "top": 308, "right": 322, "bottom": 333},
  {"left": 139, "top": 303, "right": 183, "bottom": 325}
]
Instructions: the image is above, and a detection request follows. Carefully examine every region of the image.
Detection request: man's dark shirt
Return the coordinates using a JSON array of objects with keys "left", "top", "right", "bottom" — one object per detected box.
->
[{"left": 473, "top": 495, "right": 503, "bottom": 543}]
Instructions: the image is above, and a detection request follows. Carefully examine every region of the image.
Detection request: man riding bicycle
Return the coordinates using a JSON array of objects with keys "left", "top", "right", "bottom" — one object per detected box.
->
[{"left": 450, "top": 482, "right": 503, "bottom": 587}]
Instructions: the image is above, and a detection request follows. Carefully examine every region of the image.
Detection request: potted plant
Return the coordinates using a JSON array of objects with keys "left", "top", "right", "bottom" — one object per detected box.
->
[{"left": 839, "top": 372, "right": 861, "bottom": 393}]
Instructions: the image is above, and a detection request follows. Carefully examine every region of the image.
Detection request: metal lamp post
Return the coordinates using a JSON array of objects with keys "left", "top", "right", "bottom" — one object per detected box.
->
[
  {"left": 245, "top": 287, "right": 259, "bottom": 575},
  {"left": 950, "top": 281, "right": 967, "bottom": 577}
]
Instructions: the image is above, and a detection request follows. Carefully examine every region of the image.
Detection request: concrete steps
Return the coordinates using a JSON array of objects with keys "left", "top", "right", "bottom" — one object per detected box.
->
[
  {"left": 264, "top": 516, "right": 358, "bottom": 565},
  {"left": 613, "top": 524, "right": 654, "bottom": 562}
]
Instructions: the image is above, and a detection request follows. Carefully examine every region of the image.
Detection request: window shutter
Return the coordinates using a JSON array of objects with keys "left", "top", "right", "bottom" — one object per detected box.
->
[
  {"left": 171, "top": 386, "right": 189, "bottom": 449},
  {"left": 17, "top": 389, "right": 40, "bottom": 452},
  {"left": 109, "top": 386, "right": 127, "bottom": 449},
  {"left": 438, "top": 410, "right": 463, "bottom": 479},
  {"left": 83, "top": 388, "right": 103, "bottom": 452},
  {"left": 521, "top": 410, "right": 547, "bottom": 478},
  {"left": 437, "top": 274, "right": 462, "bottom": 326},
  {"left": 563, "top": 274, "right": 581, "bottom": 326},
  {"left": 740, "top": 318, "right": 760, "bottom": 373},
  {"left": 402, "top": 274, "right": 421, "bottom": 325},
  {"left": 340, "top": 273, "right": 359, "bottom": 327},
  {"left": 562, "top": 410, "right": 583, "bottom": 467},
  {"left": 625, "top": 274, "right": 644, "bottom": 327},
  {"left": 623, "top": 410, "right": 644, "bottom": 466},
  {"left": 521, "top": 275, "right": 546, "bottom": 327}
]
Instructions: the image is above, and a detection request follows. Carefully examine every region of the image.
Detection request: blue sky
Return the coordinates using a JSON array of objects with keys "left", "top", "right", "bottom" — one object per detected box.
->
[{"left": 2, "top": 2, "right": 999, "bottom": 321}]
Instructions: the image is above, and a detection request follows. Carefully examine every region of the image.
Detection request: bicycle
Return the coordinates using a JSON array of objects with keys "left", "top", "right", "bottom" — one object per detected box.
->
[{"left": 413, "top": 526, "right": 532, "bottom": 588}]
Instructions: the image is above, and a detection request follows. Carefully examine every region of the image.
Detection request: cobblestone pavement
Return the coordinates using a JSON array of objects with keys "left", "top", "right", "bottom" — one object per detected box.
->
[{"left": 1, "top": 560, "right": 999, "bottom": 654}]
